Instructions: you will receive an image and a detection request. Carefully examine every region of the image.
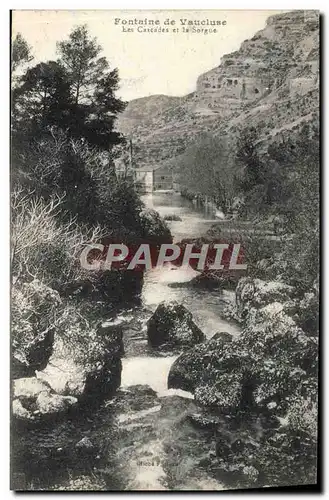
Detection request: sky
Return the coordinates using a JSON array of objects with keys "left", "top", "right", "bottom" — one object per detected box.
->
[{"left": 12, "top": 10, "right": 287, "bottom": 101}]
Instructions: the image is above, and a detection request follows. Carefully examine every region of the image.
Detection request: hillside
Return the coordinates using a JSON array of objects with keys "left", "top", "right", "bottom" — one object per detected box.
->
[{"left": 116, "top": 10, "right": 319, "bottom": 170}]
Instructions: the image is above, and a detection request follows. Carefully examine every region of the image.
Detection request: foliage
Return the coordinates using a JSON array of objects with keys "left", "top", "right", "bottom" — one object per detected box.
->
[
  {"left": 12, "top": 62, "right": 72, "bottom": 139},
  {"left": 234, "top": 121, "right": 319, "bottom": 292},
  {"left": 12, "top": 33, "right": 33, "bottom": 73},
  {"left": 11, "top": 188, "right": 106, "bottom": 289},
  {"left": 12, "top": 25, "right": 126, "bottom": 150},
  {"left": 177, "top": 133, "right": 236, "bottom": 213},
  {"left": 10, "top": 24, "right": 171, "bottom": 355}
]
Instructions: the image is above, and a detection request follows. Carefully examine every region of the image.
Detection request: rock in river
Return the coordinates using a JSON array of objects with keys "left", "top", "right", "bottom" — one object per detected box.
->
[
  {"left": 147, "top": 301, "right": 204, "bottom": 348},
  {"left": 36, "top": 322, "right": 123, "bottom": 402},
  {"left": 12, "top": 376, "right": 77, "bottom": 422}
]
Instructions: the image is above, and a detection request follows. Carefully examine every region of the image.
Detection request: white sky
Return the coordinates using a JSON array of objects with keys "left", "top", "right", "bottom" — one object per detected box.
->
[{"left": 12, "top": 10, "right": 287, "bottom": 101}]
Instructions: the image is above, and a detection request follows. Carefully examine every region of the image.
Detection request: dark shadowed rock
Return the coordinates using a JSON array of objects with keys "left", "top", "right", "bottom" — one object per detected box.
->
[
  {"left": 211, "top": 332, "right": 233, "bottom": 343},
  {"left": 75, "top": 437, "right": 94, "bottom": 451},
  {"left": 159, "top": 395, "right": 197, "bottom": 419},
  {"left": 185, "top": 272, "right": 224, "bottom": 290},
  {"left": 36, "top": 321, "right": 123, "bottom": 402},
  {"left": 147, "top": 301, "right": 204, "bottom": 348},
  {"left": 12, "top": 280, "right": 60, "bottom": 378},
  {"left": 168, "top": 342, "right": 211, "bottom": 392},
  {"left": 112, "top": 384, "right": 159, "bottom": 414},
  {"left": 139, "top": 208, "right": 172, "bottom": 245},
  {"left": 187, "top": 412, "right": 223, "bottom": 430}
]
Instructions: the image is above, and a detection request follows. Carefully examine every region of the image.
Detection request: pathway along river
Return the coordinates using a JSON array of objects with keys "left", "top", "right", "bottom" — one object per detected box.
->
[{"left": 22, "top": 192, "right": 241, "bottom": 491}]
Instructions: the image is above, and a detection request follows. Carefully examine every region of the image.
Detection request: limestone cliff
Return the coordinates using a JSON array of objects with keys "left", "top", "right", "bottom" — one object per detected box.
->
[{"left": 116, "top": 10, "right": 319, "bottom": 170}]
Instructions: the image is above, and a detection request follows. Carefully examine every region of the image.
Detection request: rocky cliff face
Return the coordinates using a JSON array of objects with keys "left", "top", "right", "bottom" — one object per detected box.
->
[{"left": 116, "top": 10, "right": 319, "bottom": 170}]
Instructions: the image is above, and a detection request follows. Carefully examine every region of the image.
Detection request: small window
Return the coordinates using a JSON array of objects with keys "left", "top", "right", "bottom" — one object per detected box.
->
[
  {"left": 254, "top": 88, "right": 259, "bottom": 94},
  {"left": 234, "top": 79, "right": 238, "bottom": 85},
  {"left": 161, "top": 176, "right": 165, "bottom": 180}
]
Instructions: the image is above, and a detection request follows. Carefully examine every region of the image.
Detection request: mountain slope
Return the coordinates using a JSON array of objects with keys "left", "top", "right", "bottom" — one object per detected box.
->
[{"left": 116, "top": 10, "right": 319, "bottom": 170}]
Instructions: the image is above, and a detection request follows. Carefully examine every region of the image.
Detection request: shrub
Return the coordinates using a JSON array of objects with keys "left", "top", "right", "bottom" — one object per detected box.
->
[
  {"left": 11, "top": 187, "right": 106, "bottom": 290},
  {"left": 163, "top": 214, "right": 182, "bottom": 222}
]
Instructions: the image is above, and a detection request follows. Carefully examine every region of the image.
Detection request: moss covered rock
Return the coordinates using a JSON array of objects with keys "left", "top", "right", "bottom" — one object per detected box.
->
[
  {"left": 147, "top": 301, "right": 204, "bottom": 348},
  {"left": 36, "top": 320, "right": 123, "bottom": 402},
  {"left": 12, "top": 279, "right": 60, "bottom": 377}
]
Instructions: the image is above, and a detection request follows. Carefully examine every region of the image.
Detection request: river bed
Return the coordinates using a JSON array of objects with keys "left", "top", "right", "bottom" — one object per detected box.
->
[
  {"left": 110, "top": 191, "right": 240, "bottom": 490},
  {"left": 17, "top": 192, "right": 241, "bottom": 491}
]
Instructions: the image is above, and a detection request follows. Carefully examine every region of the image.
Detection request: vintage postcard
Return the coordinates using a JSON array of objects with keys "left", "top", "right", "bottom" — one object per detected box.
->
[{"left": 11, "top": 9, "right": 319, "bottom": 491}]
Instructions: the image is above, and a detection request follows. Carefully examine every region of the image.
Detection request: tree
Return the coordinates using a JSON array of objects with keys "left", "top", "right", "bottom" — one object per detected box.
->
[
  {"left": 12, "top": 61, "right": 72, "bottom": 137},
  {"left": 236, "top": 127, "right": 264, "bottom": 191},
  {"left": 233, "top": 127, "right": 270, "bottom": 216},
  {"left": 13, "top": 26, "right": 126, "bottom": 150},
  {"left": 177, "top": 133, "right": 236, "bottom": 213},
  {"left": 56, "top": 25, "right": 126, "bottom": 149},
  {"left": 57, "top": 25, "right": 105, "bottom": 105},
  {"left": 12, "top": 33, "right": 33, "bottom": 73}
]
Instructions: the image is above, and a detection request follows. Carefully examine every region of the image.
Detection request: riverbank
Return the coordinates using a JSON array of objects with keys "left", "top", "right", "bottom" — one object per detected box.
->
[{"left": 11, "top": 192, "right": 318, "bottom": 491}]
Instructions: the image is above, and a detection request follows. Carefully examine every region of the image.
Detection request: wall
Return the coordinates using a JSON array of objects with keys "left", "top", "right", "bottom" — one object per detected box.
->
[
  {"left": 153, "top": 166, "right": 173, "bottom": 191},
  {"left": 135, "top": 171, "right": 154, "bottom": 193}
]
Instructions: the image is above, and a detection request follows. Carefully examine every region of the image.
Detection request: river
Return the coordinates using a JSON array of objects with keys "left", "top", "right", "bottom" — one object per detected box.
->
[
  {"left": 17, "top": 192, "right": 240, "bottom": 491},
  {"left": 110, "top": 192, "right": 240, "bottom": 491},
  {"left": 121, "top": 191, "right": 240, "bottom": 391}
]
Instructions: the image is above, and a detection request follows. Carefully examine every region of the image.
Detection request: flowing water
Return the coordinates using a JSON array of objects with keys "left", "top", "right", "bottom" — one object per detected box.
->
[
  {"left": 122, "top": 191, "right": 240, "bottom": 383},
  {"left": 111, "top": 192, "right": 240, "bottom": 491},
  {"left": 16, "top": 192, "right": 241, "bottom": 491}
]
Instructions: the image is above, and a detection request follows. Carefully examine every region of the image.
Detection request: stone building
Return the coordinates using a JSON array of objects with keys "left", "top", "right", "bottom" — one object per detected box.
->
[
  {"left": 153, "top": 165, "right": 174, "bottom": 191},
  {"left": 134, "top": 167, "right": 155, "bottom": 193},
  {"left": 133, "top": 165, "right": 178, "bottom": 193}
]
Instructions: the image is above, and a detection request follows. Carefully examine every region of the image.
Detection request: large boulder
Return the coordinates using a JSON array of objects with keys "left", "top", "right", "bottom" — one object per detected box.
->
[
  {"left": 12, "top": 279, "right": 60, "bottom": 377},
  {"left": 211, "top": 331, "right": 234, "bottom": 343},
  {"left": 168, "top": 297, "right": 318, "bottom": 417},
  {"left": 236, "top": 302, "right": 318, "bottom": 415},
  {"left": 168, "top": 342, "right": 212, "bottom": 392},
  {"left": 168, "top": 335, "right": 254, "bottom": 411},
  {"left": 35, "top": 393, "right": 77, "bottom": 416},
  {"left": 12, "top": 376, "right": 77, "bottom": 422},
  {"left": 235, "top": 277, "right": 295, "bottom": 321},
  {"left": 13, "top": 377, "right": 52, "bottom": 399},
  {"left": 36, "top": 322, "right": 123, "bottom": 402},
  {"left": 139, "top": 208, "right": 172, "bottom": 245},
  {"left": 147, "top": 301, "right": 204, "bottom": 348}
]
